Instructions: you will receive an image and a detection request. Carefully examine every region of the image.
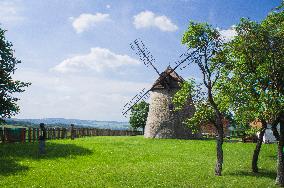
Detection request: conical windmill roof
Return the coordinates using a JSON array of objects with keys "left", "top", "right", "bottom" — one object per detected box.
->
[{"left": 150, "top": 66, "right": 184, "bottom": 91}]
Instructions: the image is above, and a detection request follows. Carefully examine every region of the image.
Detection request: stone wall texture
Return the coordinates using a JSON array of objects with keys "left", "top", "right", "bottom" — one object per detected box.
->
[{"left": 144, "top": 89, "right": 201, "bottom": 139}]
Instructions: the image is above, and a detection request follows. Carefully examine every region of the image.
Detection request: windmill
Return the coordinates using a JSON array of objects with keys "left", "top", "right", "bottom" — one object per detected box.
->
[{"left": 122, "top": 39, "right": 201, "bottom": 139}]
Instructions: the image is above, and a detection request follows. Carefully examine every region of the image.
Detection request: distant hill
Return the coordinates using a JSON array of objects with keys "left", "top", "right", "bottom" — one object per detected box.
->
[{"left": 4, "top": 118, "right": 131, "bottom": 130}]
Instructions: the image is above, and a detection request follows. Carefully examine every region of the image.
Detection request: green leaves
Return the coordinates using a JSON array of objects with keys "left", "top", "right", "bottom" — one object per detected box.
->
[
  {"left": 182, "top": 22, "right": 221, "bottom": 49},
  {"left": 172, "top": 79, "right": 195, "bottom": 111},
  {"left": 173, "top": 79, "right": 216, "bottom": 133},
  {"left": 129, "top": 101, "right": 149, "bottom": 131},
  {"left": 184, "top": 102, "right": 215, "bottom": 134},
  {"left": 217, "top": 10, "right": 284, "bottom": 127},
  {"left": 0, "top": 27, "right": 31, "bottom": 122}
]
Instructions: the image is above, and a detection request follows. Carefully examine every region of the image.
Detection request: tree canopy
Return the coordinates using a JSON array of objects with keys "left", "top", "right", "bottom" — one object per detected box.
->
[
  {"left": 129, "top": 101, "right": 149, "bottom": 132},
  {"left": 177, "top": 21, "right": 227, "bottom": 176},
  {"left": 0, "top": 27, "right": 30, "bottom": 123},
  {"left": 213, "top": 6, "right": 284, "bottom": 185}
]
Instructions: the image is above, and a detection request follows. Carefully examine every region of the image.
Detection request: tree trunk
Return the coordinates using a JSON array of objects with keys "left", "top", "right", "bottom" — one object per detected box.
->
[
  {"left": 276, "top": 140, "right": 284, "bottom": 186},
  {"left": 272, "top": 118, "right": 280, "bottom": 141},
  {"left": 215, "top": 127, "right": 224, "bottom": 176},
  {"left": 276, "top": 113, "right": 284, "bottom": 186},
  {"left": 252, "top": 122, "right": 267, "bottom": 173},
  {"left": 207, "top": 82, "right": 224, "bottom": 176}
]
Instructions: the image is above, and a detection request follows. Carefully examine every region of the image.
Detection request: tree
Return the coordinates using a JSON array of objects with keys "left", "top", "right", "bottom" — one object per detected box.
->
[
  {"left": 129, "top": 101, "right": 149, "bottom": 133},
  {"left": 216, "top": 18, "right": 273, "bottom": 174},
  {"left": 178, "top": 22, "right": 227, "bottom": 176},
  {"left": 260, "top": 8, "right": 284, "bottom": 186},
  {"left": 0, "top": 27, "right": 30, "bottom": 123},
  {"left": 217, "top": 8, "right": 284, "bottom": 185}
]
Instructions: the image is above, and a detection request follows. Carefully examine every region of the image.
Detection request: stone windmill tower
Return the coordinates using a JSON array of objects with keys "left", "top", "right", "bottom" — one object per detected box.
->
[
  {"left": 144, "top": 66, "right": 198, "bottom": 139},
  {"left": 122, "top": 39, "right": 201, "bottom": 139}
]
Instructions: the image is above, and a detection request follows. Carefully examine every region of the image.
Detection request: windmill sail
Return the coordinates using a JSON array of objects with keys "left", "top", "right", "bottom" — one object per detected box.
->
[
  {"left": 122, "top": 88, "right": 150, "bottom": 117},
  {"left": 130, "top": 39, "right": 160, "bottom": 76},
  {"left": 122, "top": 40, "right": 198, "bottom": 118}
]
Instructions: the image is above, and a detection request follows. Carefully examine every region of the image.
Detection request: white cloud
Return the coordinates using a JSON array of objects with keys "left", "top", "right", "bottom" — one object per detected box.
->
[
  {"left": 52, "top": 47, "right": 140, "bottom": 73},
  {"left": 133, "top": 11, "right": 178, "bottom": 32},
  {"left": 0, "top": 1, "right": 25, "bottom": 24},
  {"left": 71, "top": 13, "right": 110, "bottom": 33},
  {"left": 106, "top": 4, "right": 111, "bottom": 9},
  {"left": 219, "top": 26, "right": 237, "bottom": 42},
  {"left": 13, "top": 69, "right": 151, "bottom": 121}
]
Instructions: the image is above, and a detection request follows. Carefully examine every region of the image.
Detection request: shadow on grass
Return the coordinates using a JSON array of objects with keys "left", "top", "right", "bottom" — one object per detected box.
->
[
  {"left": 0, "top": 159, "right": 29, "bottom": 175},
  {"left": 0, "top": 142, "right": 92, "bottom": 176},
  {"left": 227, "top": 169, "right": 277, "bottom": 180}
]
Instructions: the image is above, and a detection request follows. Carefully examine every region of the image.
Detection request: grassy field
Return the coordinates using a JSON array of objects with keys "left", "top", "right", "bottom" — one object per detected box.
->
[{"left": 0, "top": 136, "right": 278, "bottom": 187}]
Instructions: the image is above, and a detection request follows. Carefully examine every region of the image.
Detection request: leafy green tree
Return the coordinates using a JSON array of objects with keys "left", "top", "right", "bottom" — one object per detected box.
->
[
  {"left": 217, "top": 18, "right": 273, "bottom": 174},
  {"left": 178, "top": 22, "right": 227, "bottom": 176},
  {"left": 217, "top": 7, "right": 284, "bottom": 185},
  {"left": 129, "top": 101, "right": 149, "bottom": 133},
  {"left": 0, "top": 27, "right": 31, "bottom": 123},
  {"left": 263, "top": 8, "right": 284, "bottom": 186},
  {"left": 173, "top": 79, "right": 215, "bottom": 134}
]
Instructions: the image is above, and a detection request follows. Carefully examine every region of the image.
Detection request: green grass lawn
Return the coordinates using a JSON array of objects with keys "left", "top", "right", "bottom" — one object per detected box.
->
[{"left": 0, "top": 136, "right": 278, "bottom": 187}]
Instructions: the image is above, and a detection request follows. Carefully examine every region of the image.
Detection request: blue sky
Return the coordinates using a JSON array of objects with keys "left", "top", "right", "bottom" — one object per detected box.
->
[{"left": 0, "top": 0, "right": 280, "bottom": 121}]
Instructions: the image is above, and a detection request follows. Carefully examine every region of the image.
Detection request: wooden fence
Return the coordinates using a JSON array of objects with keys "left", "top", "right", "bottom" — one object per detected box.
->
[{"left": 0, "top": 125, "right": 142, "bottom": 143}]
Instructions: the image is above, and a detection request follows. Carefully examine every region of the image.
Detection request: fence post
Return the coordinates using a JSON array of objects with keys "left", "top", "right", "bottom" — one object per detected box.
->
[
  {"left": 32, "top": 128, "right": 36, "bottom": 143},
  {"left": 39, "top": 123, "right": 46, "bottom": 154},
  {"left": 53, "top": 128, "right": 56, "bottom": 139},
  {"left": 37, "top": 128, "right": 40, "bottom": 141},
  {"left": 50, "top": 128, "right": 52, "bottom": 139},
  {"left": 64, "top": 128, "right": 67, "bottom": 138},
  {"left": 46, "top": 128, "right": 49, "bottom": 140},
  {"left": 57, "top": 128, "right": 60, "bottom": 139},
  {"left": 61, "top": 128, "right": 64, "bottom": 139},
  {"left": 51, "top": 128, "right": 54, "bottom": 139},
  {"left": 47, "top": 128, "right": 51, "bottom": 140},
  {"left": 1, "top": 127, "right": 4, "bottom": 143},
  {"left": 2, "top": 127, "right": 6, "bottom": 143},
  {"left": 0, "top": 127, "right": 2, "bottom": 143},
  {"left": 71, "top": 124, "right": 75, "bottom": 140},
  {"left": 21, "top": 128, "right": 26, "bottom": 143},
  {"left": 60, "top": 128, "right": 63, "bottom": 139},
  {"left": 28, "top": 128, "right": 31, "bottom": 143}
]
